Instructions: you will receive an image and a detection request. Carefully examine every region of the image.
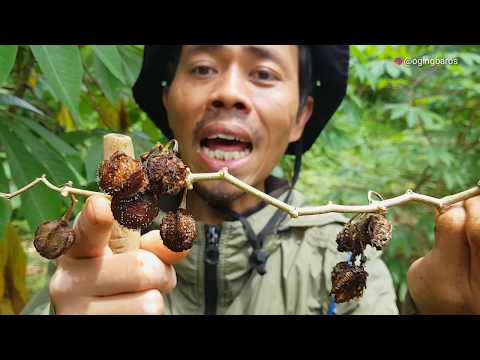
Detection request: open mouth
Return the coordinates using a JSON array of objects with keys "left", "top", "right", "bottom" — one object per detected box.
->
[{"left": 200, "top": 134, "right": 253, "bottom": 161}]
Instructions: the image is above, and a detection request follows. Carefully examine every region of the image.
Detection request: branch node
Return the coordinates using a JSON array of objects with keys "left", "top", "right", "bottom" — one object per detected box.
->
[
  {"left": 368, "top": 190, "right": 384, "bottom": 204},
  {"left": 378, "top": 206, "right": 388, "bottom": 214},
  {"left": 290, "top": 208, "right": 299, "bottom": 218},
  {"left": 220, "top": 167, "right": 229, "bottom": 178}
]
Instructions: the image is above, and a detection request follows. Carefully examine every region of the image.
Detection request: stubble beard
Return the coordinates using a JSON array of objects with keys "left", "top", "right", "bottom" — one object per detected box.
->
[{"left": 194, "top": 182, "right": 244, "bottom": 210}]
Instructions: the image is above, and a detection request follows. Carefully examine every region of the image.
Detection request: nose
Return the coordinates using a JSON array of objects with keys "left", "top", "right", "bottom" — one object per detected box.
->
[{"left": 208, "top": 67, "right": 252, "bottom": 113}]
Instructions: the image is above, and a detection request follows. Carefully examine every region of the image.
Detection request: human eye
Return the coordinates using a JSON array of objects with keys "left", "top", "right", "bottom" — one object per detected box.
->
[
  {"left": 251, "top": 68, "right": 280, "bottom": 83},
  {"left": 190, "top": 65, "right": 217, "bottom": 77}
]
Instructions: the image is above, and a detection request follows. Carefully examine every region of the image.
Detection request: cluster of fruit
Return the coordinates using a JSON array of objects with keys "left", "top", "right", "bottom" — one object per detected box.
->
[
  {"left": 330, "top": 213, "right": 393, "bottom": 303},
  {"left": 33, "top": 142, "right": 198, "bottom": 260},
  {"left": 98, "top": 142, "right": 197, "bottom": 253}
]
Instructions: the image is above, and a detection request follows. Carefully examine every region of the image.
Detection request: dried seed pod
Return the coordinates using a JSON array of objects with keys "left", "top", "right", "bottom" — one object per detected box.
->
[
  {"left": 160, "top": 209, "right": 197, "bottom": 252},
  {"left": 366, "top": 213, "right": 393, "bottom": 250},
  {"left": 111, "top": 191, "right": 160, "bottom": 230},
  {"left": 98, "top": 151, "right": 149, "bottom": 199},
  {"left": 330, "top": 261, "right": 368, "bottom": 304},
  {"left": 336, "top": 222, "right": 369, "bottom": 256},
  {"left": 145, "top": 151, "right": 187, "bottom": 196},
  {"left": 34, "top": 219, "right": 76, "bottom": 259}
]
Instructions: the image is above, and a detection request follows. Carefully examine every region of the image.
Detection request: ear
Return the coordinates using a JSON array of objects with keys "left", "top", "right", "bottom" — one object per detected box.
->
[{"left": 289, "top": 96, "right": 314, "bottom": 143}]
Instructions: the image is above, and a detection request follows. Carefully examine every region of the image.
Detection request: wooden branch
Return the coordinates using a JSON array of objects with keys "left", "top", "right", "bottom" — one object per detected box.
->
[{"left": 2, "top": 168, "right": 479, "bottom": 221}]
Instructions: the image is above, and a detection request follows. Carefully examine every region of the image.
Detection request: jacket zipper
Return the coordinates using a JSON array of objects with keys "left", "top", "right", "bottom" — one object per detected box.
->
[{"left": 204, "top": 225, "right": 221, "bottom": 315}]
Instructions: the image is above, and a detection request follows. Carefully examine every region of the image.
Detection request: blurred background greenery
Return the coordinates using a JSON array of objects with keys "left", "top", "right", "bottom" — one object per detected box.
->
[{"left": 0, "top": 45, "right": 479, "bottom": 314}]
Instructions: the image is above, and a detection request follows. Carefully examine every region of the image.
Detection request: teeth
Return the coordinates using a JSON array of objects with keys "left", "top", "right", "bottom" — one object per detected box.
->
[
  {"left": 207, "top": 134, "right": 243, "bottom": 142},
  {"left": 202, "top": 147, "right": 251, "bottom": 161}
]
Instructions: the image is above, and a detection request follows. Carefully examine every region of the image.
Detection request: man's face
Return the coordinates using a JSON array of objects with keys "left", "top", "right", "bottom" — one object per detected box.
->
[{"left": 163, "top": 45, "right": 313, "bottom": 206}]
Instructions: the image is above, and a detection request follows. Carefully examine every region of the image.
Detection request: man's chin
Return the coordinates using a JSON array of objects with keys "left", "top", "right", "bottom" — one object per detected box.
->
[{"left": 194, "top": 182, "right": 243, "bottom": 209}]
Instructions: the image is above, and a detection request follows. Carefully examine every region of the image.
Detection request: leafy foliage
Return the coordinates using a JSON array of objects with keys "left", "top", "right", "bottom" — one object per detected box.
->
[
  {"left": 0, "top": 45, "right": 479, "bottom": 311},
  {"left": 0, "top": 45, "right": 158, "bottom": 310},
  {"left": 282, "top": 45, "right": 480, "bottom": 306}
]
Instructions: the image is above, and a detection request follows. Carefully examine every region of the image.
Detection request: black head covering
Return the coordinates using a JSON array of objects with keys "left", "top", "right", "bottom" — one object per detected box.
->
[{"left": 132, "top": 45, "right": 349, "bottom": 155}]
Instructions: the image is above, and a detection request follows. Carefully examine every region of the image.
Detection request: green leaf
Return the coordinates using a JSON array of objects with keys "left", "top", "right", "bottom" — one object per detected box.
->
[
  {"left": 398, "top": 281, "right": 408, "bottom": 302},
  {"left": 14, "top": 116, "right": 85, "bottom": 185},
  {"left": 30, "top": 45, "right": 83, "bottom": 124},
  {"left": 458, "top": 53, "right": 480, "bottom": 66},
  {"left": 0, "top": 94, "right": 44, "bottom": 115},
  {"left": 369, "top": 60, "right": 385, "bottom": 78},
  {"left": 92, "top": 53, "right": 124, "bottom": 105},
  {"left": 16, "top": 116, "right": 77, "bottom": 157},
  {"left": 0, "top": 162, "right": 12, "bottom": 242},
  {"left": 85, "top": 136, "right": 104, "bottom": 185},
  {"left": 385, "top": 62, "right": 401, "bottom": 78},
  {"left": 118, "top": 46, "right": 143, "bottom": 87},
  {"left": 0, "top": 46, "right": 18, "bottom": 85},
  {"left": 141, "top": 117, "right": 164, "bottom": 143},
  {"left": 9, "top": 121, "right": 80, "bottom": 186},
  {"left": 406, "top": 108, "right": 419, "bottom": 127},
  {"left": 91, "top": 45, "right": 127, "bottom": 85},
  {"left": 131, "top": 131, "right": 154, "bottom": 157},
  {"left": 385, "top": 104, "right": 409, "bottom": 120},
  {"left": 0, "top": 120, "right": 63, "bottom": 231}
]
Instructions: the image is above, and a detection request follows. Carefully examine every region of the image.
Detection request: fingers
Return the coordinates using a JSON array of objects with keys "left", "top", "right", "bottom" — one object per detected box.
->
[
  {"left": 464, "top": 195, "right": 480, "bottom": 273},
  {"left": 52, "top": 249, "right": 177, "bottom": 297},
  {"left": 433, "top": 202, "right": 468, "bottom": 266},
  {"left": 141, "top": 230, "right": 189, "bottom": 265},
  {"left": 55, "top": 290, "right": 165, "bottom": 315},
  {"left": 67, "top": 195, "right": 113, "bottom": 259}
]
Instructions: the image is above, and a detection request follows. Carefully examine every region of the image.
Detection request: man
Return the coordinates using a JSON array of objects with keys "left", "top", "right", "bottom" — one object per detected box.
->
[{"left": 22, "top": 45, "right": 480, "bottom": 315}]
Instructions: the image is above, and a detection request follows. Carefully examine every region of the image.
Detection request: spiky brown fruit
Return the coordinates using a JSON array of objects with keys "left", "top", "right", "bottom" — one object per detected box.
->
[
  {"left": 145, "top": 151, "right": 187, "bottom": 196},
  {"left": 365, "top": 213, "right": 393, "bottom": 250},
  {"left": 34, "top": 219, "right": 76, "bottom": 259},
  {"left": 111, "top": 191, "right": 160, "bottom": 230},
  {"left": 336, "top": 222, "right": 369, "bottom": 256},
  {"left": 330, "top": 261, "right": 368, "bottom": 303},
  {"left": 98, "top": 151, "right": 149, "bottom": 199},
  {"left": 336, "top": 213, "right": 393, "bottom": 255},
  {"left": 160, "top": 209, "right": 197, "bottom": 252}
]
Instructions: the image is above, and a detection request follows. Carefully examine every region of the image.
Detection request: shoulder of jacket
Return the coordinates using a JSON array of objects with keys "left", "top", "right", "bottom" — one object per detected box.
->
[
  {"left": 278, "top": 212, "right": 350, "bottom": 231},
  {"left": 276, "top": 212, "right": 349, "bottom": 252}
]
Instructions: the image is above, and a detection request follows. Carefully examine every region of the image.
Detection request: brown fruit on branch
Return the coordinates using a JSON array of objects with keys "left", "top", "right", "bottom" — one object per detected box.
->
[
  {"left": 160, "top": 209, "right": 197, "bottom": 252},
  {"left": 34, "top": 219, "right": 76, "bottom": 259},
  {"left": 98, "top": 151, "right": 149, "bottom": 199},
  {"left": 336, "top": 222, "right": 369, "bottom": 256},
  {"left": 330, "top": 261, "right": 368, "bottom": 303},
  {"left": 145, "top": 151, "right": 187, "bottom": 196},
  {"left": 111, "top": 191, "right": 160, "bottom": 230},
  {"left": 365, "top": 213, "right": 393, "bottom": 250},
  {"left": 336, "top": 213, "right": 393, "bottom": 254}
]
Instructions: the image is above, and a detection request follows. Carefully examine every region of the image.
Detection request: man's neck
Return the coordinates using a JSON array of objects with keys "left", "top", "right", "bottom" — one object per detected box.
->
[{"left": 187, "top": 181, "right": 266, "bottom": 225}]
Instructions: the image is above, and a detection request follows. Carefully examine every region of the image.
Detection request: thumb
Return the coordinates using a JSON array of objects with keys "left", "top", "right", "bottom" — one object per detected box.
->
[
  {"left": 141, "top": 230, "right": 189, "bottom": 265},
  {"left": 66, "top": 195, "right": 113, "bottom": 259}
]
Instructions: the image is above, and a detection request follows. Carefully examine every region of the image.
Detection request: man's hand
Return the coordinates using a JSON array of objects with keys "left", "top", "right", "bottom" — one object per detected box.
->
[
  {"left": 49, "top": 195, "right": 184, "bottom": 315},
  {"left": 407, "top": 195, "right": 480, "bottom": 314}
]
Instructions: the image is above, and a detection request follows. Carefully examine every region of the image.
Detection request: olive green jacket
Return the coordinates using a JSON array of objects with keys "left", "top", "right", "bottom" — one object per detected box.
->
[{"left": 22, "top": 183, "right": 406, "bottom": 315}]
